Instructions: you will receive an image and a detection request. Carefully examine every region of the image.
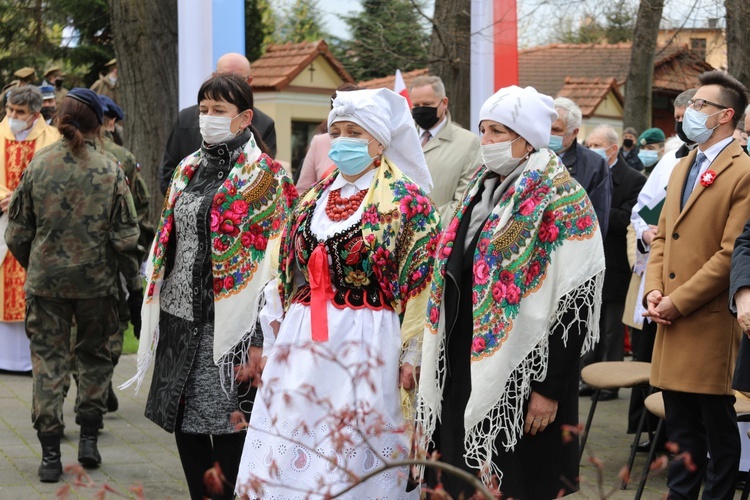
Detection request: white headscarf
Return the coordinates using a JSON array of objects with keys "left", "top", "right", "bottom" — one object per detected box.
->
[
  {"left": 328, "top": 88, "right": 433, "bottom": 193},
  {"left": 479, "top": 86, "right": 558, "bottom": 151}
]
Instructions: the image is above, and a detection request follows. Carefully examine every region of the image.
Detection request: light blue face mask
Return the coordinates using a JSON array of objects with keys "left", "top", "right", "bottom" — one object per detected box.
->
[
  {"left": 638, "top": 149, "right": 660, "bottom": 167},
  {"left": 328, "top": 137, "right": 374, "bottom": 176},
  {"left": 590, "top": 148, "right": 608, "bottom": 161},
  {"left": 682, "top": 106, "right": 722, "bottom": 144},
  {"left": 548, "top": 134, "right": 564, "bottom": 153}
]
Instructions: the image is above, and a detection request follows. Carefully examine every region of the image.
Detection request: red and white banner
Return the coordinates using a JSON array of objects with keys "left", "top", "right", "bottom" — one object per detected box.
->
[
  {"left": 471, "top": 0, "right": 518, "bottom": 129},
  {"left": 393, "top": 69, "right": 412, "bottom": 108}
]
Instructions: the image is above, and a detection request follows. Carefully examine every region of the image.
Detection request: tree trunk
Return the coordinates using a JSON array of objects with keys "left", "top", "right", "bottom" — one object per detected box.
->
[
  {"left": 622, "top": 0, "right": 665, "bottom": 134},
  {"left": 109, "top": 0, "right": 178, "bottom": 224},
  {"left": 428, "top": 0, "right": 471, "bottom": 128},
  {"left": 725, "top": 0, "right": 750, "bottom": 86}
]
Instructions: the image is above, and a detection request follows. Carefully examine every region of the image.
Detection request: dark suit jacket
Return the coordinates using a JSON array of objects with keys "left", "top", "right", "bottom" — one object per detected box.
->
[
  {"left": 561, "top": 139, "right": 612, "bottom": 238},
  {"left": 158, "top": 104, "right": 276, "bottom": 194},
  {"left": 731, "top": 217, "right": 750, "bottom": 391},
  {"left": 603, "top": 155, "right": 646, "bottom": 301}
]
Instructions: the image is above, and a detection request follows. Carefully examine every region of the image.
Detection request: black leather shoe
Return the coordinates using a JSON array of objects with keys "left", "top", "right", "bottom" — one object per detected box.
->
[
  {"left": 597, "top": 389, "right": 619, "bottom": 401},
  {"left": 37, "top": 431, "right": 63, "bottom": 483},
  {"left": 633, "top": 439, "right": 651, "bottom": 452},
  {"left": 579, "top": 382, "right": 595, "bottom": 397}
]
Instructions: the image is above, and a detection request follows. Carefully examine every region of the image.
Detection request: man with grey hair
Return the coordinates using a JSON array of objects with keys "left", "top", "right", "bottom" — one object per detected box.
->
[
  {"left": 409, "top": 75, "right": 481, "bottom": 220},
  {"left": 549, "top": 97, "right": 612, "bottom": 237},
  {"left": 581, "top": 125, "right": 646, "bottom": 399},
  {"left": 0, "top": 85, "right": 59, "bottom": 374}
]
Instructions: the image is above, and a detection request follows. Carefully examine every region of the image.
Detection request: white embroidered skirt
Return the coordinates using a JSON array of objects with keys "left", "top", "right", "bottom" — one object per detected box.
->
[{"left": 236, "top": 302, "right": 417, "bottom": 499}]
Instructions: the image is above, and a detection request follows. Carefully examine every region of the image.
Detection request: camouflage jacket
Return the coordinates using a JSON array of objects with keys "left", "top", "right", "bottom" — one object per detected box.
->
[
  {"left": 5, "top": 139, "right": 141, "bottom": 298},
  {"left": 102, "top": 131, "right": 155, "bottom": 258}
]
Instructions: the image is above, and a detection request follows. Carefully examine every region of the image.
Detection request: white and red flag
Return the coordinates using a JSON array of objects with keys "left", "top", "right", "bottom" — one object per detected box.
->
[
  {"left": 393, "top": 69, "right": 412, "bottom": 108},
  {"left": 470, "top": 0, "right": 519, "bottom": 128}
]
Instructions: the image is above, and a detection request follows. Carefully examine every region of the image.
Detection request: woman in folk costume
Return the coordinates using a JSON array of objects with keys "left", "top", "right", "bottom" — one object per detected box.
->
[
  {"left": 122, "top": 74, "right": 297, "bottom": 500},
  {"left": 236, "top": 88, "right": 440, "bottom": 498},
  {"left": 417, "top": 86, "right": 605, "bottom": 498}
]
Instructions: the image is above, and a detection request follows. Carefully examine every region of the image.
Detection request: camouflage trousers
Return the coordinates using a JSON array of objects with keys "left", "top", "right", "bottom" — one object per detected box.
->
[
  {"left": 61, "top": 285, "right": 128, "bottom": 406},
  {"left": 26, "top": 294, "right": 118, "bottom": 434}
]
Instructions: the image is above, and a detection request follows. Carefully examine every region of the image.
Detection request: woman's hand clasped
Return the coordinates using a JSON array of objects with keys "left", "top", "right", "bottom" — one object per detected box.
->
[
  {"left": 524, "top": 391, "right": 558, "bottom": 436},
  {"left": 399, "top": 363, "right": 419, "bottom": 390}
]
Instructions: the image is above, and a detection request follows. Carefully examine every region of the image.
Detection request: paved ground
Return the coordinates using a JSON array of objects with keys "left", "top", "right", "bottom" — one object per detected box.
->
[{"left": 0, "top": 355, "right": 741, "bottom": 499}]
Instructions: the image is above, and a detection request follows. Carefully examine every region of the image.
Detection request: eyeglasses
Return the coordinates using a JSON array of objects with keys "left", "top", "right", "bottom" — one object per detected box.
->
[{"left": 687, "top": 98, "right": 728, "bottom": 111}]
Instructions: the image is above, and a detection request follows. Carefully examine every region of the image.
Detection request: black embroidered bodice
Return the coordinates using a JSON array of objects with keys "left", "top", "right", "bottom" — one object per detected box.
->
[{"left": 291, "top": 213, "right": 392, "bottom": 311}]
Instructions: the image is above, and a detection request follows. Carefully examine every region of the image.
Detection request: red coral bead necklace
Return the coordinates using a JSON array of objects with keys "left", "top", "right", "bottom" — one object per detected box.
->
[{"left": 325, "top": 188, "right": 369, "bottom": 222}]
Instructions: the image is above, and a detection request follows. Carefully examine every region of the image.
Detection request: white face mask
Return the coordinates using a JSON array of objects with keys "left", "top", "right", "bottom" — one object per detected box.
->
[
  {"left": 9, "top": 116, "right": 31, "bottom": 135},
  {"left": 199, "top": 113, "right": 243, "bottom": 145},
  {"left": 481, "top": 137, "right": 524, "bottom": 176}
]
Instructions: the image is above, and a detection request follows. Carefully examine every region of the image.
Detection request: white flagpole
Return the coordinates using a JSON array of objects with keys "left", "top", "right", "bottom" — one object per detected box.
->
[
  {"left": 470, "top": 0, "right": 495, "bottom": 133},
  {"left": 178, "top": 0, "right": 213, "bottom": 110}
]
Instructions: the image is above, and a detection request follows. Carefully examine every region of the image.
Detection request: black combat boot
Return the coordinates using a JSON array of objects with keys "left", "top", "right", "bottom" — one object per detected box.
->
[
  {"left": 77, "top": 414, "right": 102, "bottom": 468},
  {"left": 37, "top": 431, "right": 63, "bottom": 482}
]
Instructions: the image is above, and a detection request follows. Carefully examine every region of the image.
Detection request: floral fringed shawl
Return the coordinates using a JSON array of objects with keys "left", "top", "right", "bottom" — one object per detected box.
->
[
  {"left": 123, "top": 135, "right": 298, "bottom": 393},
  {"left": 417, "top": 149, "right": 605, "bottom": 486},
  {"left": 277, "top": 157, "right": 441, "bottom": 418}
]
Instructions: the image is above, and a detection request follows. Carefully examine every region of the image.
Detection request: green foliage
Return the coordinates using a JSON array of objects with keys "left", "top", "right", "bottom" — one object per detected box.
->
[
  {"left": 277, "top": 0, "right": 329, "bottom": 44},
  {"left": 123, "top": 323, "right": 138, "bottom": 355},
  {"left": 552, "top": 1, "right": 635, "bottom": 45},
  {"left": 335, "top": 0, "right": 429, "bottom": 81},
  {"left": 0, "top": 0, "right": 113, "bottom": 88},
  {"left": 245, "top": 0, "right": 277, "bottom": 62},
  {"left": 604, "top": 1, "right": 636, "bottom": 44}
]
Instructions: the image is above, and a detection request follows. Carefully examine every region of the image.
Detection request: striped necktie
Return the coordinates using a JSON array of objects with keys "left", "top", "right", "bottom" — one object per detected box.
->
[{"left": 420, "top": 130, "right": 431, "bottom": 147}]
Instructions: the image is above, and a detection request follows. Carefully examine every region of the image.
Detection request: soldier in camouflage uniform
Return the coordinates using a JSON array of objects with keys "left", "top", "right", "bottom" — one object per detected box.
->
[
  {"left": 5, "top": 88, "right": 141, "bottom": 483},
  {"left": 97, "top": 95, "right": 154, "bottom": 411},
  {"left": 63, "top": 96, "right": 154, "bottom": 417}
]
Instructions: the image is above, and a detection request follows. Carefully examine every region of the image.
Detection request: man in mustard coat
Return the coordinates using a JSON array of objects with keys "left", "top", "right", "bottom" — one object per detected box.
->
[{"left": 644, "top": 70, "right": 750, "bottom": 499}]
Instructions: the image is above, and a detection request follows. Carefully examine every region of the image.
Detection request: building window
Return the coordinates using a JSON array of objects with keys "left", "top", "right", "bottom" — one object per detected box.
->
[
  {"left": 690, "top": 38, "right": 707, "bottom": 61},
  {"left": 291, "top": 120, "right": 324, "bottom": 179}
]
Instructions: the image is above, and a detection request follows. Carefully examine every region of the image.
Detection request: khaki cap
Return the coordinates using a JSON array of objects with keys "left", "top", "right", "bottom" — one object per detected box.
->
[
  {"left": 2, "top": 80, "right": 19, "bottom": 93},
  {"left": 14, "top": 67, "right": 36, "bottom": 79},
  {"left": 44, "top": 66, "right": 63, "bottom": 78},
  {"left": 105, "top": 58, "right": 117, "bottom": 68}
]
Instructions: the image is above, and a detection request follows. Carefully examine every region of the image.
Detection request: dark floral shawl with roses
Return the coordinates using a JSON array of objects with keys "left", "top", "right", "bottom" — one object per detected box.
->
[
  {"left": 417, "top": 149, "right": 605, "bottom": 486},
  {"left": 125, "top": 135, "right": 297, "bottom": 393},
  {"left": 276, "top": 157, "right": 440, "bottom": 414}
]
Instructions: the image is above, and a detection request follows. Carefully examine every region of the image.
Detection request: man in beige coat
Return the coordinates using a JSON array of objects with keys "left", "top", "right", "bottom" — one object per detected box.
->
[
  {"left": 644, "top": 70, "right": 750, "bottom": 499},
  {"left": 409, "top": 76, "right": 481, "bottom": 221}
]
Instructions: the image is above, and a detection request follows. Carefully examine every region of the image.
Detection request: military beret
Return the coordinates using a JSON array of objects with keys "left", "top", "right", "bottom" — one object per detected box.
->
[
  {"left": 66, "top": 88, "right": 104, "bottom": 124},
  {"left": 98, "top": 94, "right": 124, "bottom": 121},
  {"left": 105, "top": 58, "right": 117, "bottom": 68},
  {"left": 14, "top": 67, "right": 36, "bottom": 79},
  {"left": 638, "top": 127, "right": 666, "bottom": 146},
  {"left": 39, "top": 85, "right": 56, "bottom": 101},
  {"left": 44, "top": 66, "right": 62, "bottom": 78}
]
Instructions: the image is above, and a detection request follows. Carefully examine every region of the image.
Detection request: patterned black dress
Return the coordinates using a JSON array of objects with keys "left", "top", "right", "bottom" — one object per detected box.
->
[{"left": 145, "top": 130, "right": 252, "bottom": 434}]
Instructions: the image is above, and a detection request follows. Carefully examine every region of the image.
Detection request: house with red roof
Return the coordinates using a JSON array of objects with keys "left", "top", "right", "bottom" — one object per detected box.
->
[
  {"left": 250, "top": 40, "right": 353, "bottom": 172},
  {"left": 359, "top": 43, "right": 712, "bottom": 139}
]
